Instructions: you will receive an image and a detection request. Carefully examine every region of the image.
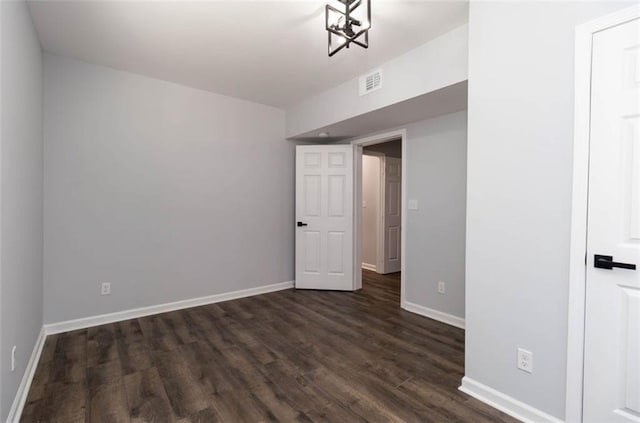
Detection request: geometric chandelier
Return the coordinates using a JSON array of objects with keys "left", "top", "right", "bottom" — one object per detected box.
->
[{"left": 325, "top": 0, "right": 371, "bottom": 57}]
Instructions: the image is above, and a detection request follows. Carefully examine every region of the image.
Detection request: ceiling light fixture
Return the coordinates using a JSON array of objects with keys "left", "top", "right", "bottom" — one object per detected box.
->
[{"left": 325, "top": 0, "right": 371, "bottom": 57}]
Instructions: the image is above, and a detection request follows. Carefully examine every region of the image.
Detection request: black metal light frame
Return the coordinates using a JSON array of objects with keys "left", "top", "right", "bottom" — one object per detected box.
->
[{"left": 325, "top": 0, "right": 371, "bottom": 57}]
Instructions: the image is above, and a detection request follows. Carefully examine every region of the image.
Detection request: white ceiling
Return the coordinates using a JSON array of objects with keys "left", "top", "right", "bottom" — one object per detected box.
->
[{"left": 27, "top": 0, "right": 468, "bottom": 108}]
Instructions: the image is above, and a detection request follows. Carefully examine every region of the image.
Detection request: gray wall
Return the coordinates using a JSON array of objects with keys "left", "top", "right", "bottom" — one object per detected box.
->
[
  {"left": 405, "top": 111, "right": 467, "bottom": 318},
  {"left": 465, "top": 1, "right": 634, "bottom": 419},
  {"left": 0, "top": 1, "right": 44, "bottom": 420},
  {"left": 361, "top": 154, "right": 380, "bottom": 268},
  {"left": 43, "top": 54, "right": 294, "bottom": 324}
]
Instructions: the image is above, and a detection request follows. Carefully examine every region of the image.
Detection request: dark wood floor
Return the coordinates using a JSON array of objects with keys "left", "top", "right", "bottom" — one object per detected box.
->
[{"left": 21, "top": 271, "right": 518, "bottom": 423}]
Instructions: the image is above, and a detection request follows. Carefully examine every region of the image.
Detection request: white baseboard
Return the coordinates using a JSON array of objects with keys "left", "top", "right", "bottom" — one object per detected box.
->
[
  {"left": 44, "top": 280, "right": 294, "bottom": 335},
  {"left": 361, "top": 263, "right": 377, "bottom": 272},
  {"left": 402, "top": 300, "right": 465, "bottom": 329},
  {"left": 6, "top": 327, "right": 47, "bottom": 423},
  {"left": 459, "top": 377, "right": 563, "bottom": 423}
]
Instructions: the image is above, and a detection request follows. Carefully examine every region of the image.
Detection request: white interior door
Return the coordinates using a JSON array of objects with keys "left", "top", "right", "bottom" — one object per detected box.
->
[
  {"left": 382, "top": 157, "right": 401, "bottom": 274},
  {"left": 295, "top": 145, "right": 354, "bottom": 290},
  {"left": 583, "top": 17, "right": 640, "bottom": 422}
]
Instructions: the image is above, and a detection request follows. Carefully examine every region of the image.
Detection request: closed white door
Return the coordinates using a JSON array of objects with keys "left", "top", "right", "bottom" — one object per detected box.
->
[
  {"left": 295, "top": 145, "right": 354, "bottom": 290},
  {"left": 383, "top": 157, "right": 401, "bottom": 274},
  {"left": 583, "top": 17, "right": 640, "bottom": 422}
]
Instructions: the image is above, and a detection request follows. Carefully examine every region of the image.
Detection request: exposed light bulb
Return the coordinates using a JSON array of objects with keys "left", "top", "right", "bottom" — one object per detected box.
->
[{"left": 334, "top": 35, "right": 347, "bottom": 46}]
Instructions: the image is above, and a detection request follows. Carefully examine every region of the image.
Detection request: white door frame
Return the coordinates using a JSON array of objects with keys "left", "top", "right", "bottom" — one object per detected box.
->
[
  {"left": 352, "top": 129, "right": 407, "bottom": 305},
  {"left": 362, "top": 150, "right": 386, "bottom": 273},
  {"left": 566, "top": 5, "right": 640, "bottom": 422}
]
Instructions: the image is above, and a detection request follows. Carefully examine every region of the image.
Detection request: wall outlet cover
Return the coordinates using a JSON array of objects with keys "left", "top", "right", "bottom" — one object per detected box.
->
[{"left": 517, "top": 348, "right": 533, "bottom": 373}]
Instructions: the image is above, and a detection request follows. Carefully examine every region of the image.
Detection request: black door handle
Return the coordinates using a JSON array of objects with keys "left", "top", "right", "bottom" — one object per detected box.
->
[
  {"left": 297, "top": 221, "right": 308, "bottom": 227},
  {"left": 594, "top": 255, "right": 636, "bottom": 270}
]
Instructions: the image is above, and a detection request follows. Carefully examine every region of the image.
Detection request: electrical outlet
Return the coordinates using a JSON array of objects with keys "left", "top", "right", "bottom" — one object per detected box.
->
[
  {"left": 517, "top": 348, "right": 533, "bottom": 373},
  {"left": 11, "top": 346, "right": 16, "bottom": 372},
  {"left": 101, "top": 282, "right": 111, "bottom": 296},
  {"left": 437, "top": 281, "right": 446, "bottom": 294}
]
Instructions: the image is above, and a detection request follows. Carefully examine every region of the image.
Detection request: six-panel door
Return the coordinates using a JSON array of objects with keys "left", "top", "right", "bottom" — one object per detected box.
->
[
  {"left": 383, "top": 157, "right": 402, "bottom": 274},
  {"left": 295, "top": 145, "right": 354, "bottom": 290},
  {"left": 583, "top": 17, "right": 640, "bottom": 422}
]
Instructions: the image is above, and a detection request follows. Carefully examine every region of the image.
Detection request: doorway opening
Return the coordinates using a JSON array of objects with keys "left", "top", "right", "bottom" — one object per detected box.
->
[{"left": 353, "top": 130, "right": 406, "bottom": 306}]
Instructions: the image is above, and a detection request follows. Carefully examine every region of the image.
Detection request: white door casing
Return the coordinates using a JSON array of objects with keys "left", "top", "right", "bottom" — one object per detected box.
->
[
  {"left": 295, "top": 145, "right": 354, "bottom": 290},
  {"left": 382, "top": 157, "right": 402, "bottom": 274},
  {"left": 583, "top": 17, "right": 640, "bottom": 423}
]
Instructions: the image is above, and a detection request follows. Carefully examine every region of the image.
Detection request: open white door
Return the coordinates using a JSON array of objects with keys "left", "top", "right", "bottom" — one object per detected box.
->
[
  {"left": 295, "top": 145, "right": 354, "bottom": 290},
  {"left": 382, "top": 157, "right": 401, "bottom": 274},
  {"left": 583, "top": 17, "right": 640, "bottom": 422}
]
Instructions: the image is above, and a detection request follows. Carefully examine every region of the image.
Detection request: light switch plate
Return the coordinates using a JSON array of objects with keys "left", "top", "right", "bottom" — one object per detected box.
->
[{"left": 408, "top": 199, "right": 419, "bottom": 210}]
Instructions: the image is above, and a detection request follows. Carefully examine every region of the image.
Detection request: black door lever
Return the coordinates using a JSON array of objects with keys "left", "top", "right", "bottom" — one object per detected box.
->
[
  {"left": 297, "top": 221, "right": 308, "bottom": 227},
  {"left": 594, "top": 255, "right": 636, "bottom": 270}
]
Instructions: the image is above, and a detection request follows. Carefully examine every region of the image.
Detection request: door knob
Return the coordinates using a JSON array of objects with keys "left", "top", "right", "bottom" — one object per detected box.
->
[
  {"left": 297, "top": 221, "right": 308, "bottom": 227},
  {"left": 594, "top": 255, "right": 636, "bottom": 270}
]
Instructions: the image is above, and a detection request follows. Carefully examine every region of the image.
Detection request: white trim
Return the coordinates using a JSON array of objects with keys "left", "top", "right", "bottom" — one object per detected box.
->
[
  {"left": 351, "top": 129, "right": 407, "bottom": 306},
  {"left": 400, "top": 131, "right": 407, "bottom": 307},
  {"left": 44, "top": 281, "right": 294, "bottom": 335},
  {"left": 402, "top": 300, "right": 465, "bottom": 330},
  {"left": 354, "top": 145, "right": 363, "bottom": 290},
  {"left": 566, "top": 5, "right": 640, "bottom": 422},
  {"left": 6, "top": 327, "right": 47, "bottom": 423},
  {"left": 361, "top": 263, "right": 377, "bottom": 272},
  {"left": 459, "top": 377, "right": 563, "bottom": 423}
]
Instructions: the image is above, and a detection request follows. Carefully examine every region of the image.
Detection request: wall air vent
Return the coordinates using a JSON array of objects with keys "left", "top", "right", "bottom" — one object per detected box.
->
[{"left": 359, "top": 69, "right": 382, "bottom": 96}]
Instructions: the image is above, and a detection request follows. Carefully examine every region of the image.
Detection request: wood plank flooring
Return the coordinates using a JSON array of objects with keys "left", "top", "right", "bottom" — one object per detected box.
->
[{"left": 21, "top": 271, "right": 518, "bottom": 422}]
